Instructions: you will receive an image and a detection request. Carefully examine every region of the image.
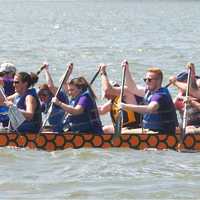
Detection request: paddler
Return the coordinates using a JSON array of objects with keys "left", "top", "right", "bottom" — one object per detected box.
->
[
  {"left": 169, "top": 62, "right": 200, "bottom": 132},
  {"left": 120, "top": 60, "right": 178, "bottom": 134},
  {"left": 0, "top": 71, "right": 42, "bottom": 133},
  {"left": 52, "top": 76, "right": 103, "bottom": 134},
  {"left": 98, "top": 63, "right": 141, "bottom": 134}
]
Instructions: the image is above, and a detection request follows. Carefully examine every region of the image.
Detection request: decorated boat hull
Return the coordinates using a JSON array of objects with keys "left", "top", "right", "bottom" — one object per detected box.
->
[{"left": 0, "top": 128, "right": 200, "bottom": 151}]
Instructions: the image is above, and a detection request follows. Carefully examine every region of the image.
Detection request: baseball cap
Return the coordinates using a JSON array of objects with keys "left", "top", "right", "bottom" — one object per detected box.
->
[
  {"left": 176, "top": 72, "right": 188, "bottom": 82},
  {"left": 0, "top": 62, "right": 16, "bottom": 73},
  {"left": 176, "top": 71, "right": 200, "bottom": 82}
]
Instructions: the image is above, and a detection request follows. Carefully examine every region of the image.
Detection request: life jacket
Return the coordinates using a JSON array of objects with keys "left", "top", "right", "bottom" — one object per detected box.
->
[
  {"left": 0, "top": 105, "right": 9, "bottom": 126},
  {"left": 0, "top": 85, "right": 11, "bottom": 127},
  {"left": 42, "top": 90, "right": 68, "bottom": 114},
  {"left": 66, "top": 90, "right": 103, "bottom": 134},
  {"left": 42, "top": 90, "right": 68, "bottom": 129},
  {"left": 13, "top": 88, "right": 42, "bottom": 132},
  {"left": 110, "top": 96, "right": 140, "bottom": 128},
  {"left": 143, "top": 87, "right": 178, "bottom": 134}
]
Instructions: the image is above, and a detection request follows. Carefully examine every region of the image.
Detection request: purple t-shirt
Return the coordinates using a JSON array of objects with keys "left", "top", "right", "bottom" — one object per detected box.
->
[
  {"left": 4, "top": 78, "right": 15, "bottom": 96},
  {"left": 77, "top": 95, "right": 93, "bottom": 110}
]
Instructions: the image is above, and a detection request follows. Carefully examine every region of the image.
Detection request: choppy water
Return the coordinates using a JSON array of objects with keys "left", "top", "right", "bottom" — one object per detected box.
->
[
  {"left": 1, "top": 148, "right": 200, "bottom": 200},
  {"left": 1, "top": 0, "right": 200, "bottom": 199}
]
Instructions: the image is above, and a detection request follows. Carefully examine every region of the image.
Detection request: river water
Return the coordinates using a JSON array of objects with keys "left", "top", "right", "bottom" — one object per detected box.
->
[{"left": 0, "top": 0, "right": 200, "bottom": 199}]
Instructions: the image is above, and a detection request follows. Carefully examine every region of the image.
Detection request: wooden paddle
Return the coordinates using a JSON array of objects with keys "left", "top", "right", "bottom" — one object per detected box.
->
[
  {"left": 179, "top": 66, "right": 192, "bottom": 146},
  {"left": 40, "top": 63, "right": 73, "bottom": 132},
  {"left": 113, "top": 64, "right": 126, "bottom": 137}
]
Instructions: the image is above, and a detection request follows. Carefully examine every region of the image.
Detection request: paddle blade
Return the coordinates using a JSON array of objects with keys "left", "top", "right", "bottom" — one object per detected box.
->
[
  {"left": 113, "top": 64, "right": 126, "bottom": 137},
  {"left": 8, "top": 105, "right": 26, "bottom": 130},
  {"left": 181, "top": 67, "right": 192, "bottom": 139}
]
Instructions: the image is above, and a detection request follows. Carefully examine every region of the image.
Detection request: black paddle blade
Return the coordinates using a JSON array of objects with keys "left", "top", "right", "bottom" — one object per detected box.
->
[
  {"left": 90, "top": 68, "right": 101, "bottom": 85},
  {"left": 113, "top": 65, "right": 126, "bottom": 138},
  {"left": 113, "top": 111, "right": 122, "bottom": 138}
]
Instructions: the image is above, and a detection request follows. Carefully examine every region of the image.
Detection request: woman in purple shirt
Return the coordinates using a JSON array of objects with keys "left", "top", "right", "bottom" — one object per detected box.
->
[{"left": 52, "top": 77, "right": 103, "bottom": 134}]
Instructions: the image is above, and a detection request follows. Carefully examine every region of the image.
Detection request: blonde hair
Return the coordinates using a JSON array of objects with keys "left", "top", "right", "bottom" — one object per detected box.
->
[{"left": 147, "top": 67, "right": 163, "bottom": 81}]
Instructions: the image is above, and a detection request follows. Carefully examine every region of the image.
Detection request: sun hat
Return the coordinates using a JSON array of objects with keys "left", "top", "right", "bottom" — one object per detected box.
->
[{"left": 0, "top": 62, "right": 16, "bottom": 73}]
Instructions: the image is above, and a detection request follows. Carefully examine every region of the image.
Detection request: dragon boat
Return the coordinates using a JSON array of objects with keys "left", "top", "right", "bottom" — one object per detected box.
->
[{"left": 0, "top": 128, "right": 200, "bottom": 152}]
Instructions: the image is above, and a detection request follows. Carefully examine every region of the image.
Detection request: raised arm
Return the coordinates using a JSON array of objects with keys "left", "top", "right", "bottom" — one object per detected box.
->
[
  {"left": 99, "top": 64, "right": 120, "bottom": 97},
  {"left": 122, "top": 60, "right": 145, "bottom": 97},
  {"left": 169, "top": 62, "right": 200, "bottom": 98},
  {"left": 42, "top": 63, "right": 57, "bottom": 94},
  {"left": 43, "top": 62, "right": 73, "bottom": 95},
  {"left": 169, "top": 76, "right": 187, "bottom": 91},
  {"left": 170, "top": 80, "right": 200, "bottom": 99},
  {"left": 99, "top": 63, "right": 138, "bottom": 101}
]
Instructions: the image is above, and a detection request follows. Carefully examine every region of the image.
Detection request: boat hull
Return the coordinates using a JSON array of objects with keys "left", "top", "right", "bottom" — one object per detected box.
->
[{"left": 0, "top": 129, "right": 200, "bottom": 151}]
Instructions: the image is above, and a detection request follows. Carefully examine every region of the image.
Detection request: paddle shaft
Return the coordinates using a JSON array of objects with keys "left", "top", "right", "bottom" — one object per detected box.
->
[
  {"left": 36, "top": 65, "right": 46, "bottom": 76},
  {"left": 41, "top": 65, "right": 72, "bottom": 130},
  {"left": 114, "top": 66, "right": 126, "bottom": 136},
  {"left": 0, "top": 87, "right": 7, "bottom": 100},
  {"left": 120, "top": 67, "right": 126, "bottom": 105},
  {"left": 164, "top": 82, "right": 172, "bottom": 88},
  {"left": 90, "top": 68, "right": 101, "bottom": 85},
  {"left": 182, "top": 67, "right": 192, "bottom": 136}
]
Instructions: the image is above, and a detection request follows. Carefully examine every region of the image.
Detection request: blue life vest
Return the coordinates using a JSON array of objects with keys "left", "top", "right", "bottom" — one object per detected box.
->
[
  {"left": 143, "top": 87, "right": 178, "bottom": 134},
  {"left": 3, "top": 78, "right": 15, "bottom": 96},
  {"left": 66, "top": 90, "right": 103, "bottom": 134},
  {"left": 0, "top": 81, "right": 14, "bottom": 127},
  {"left": 45, "top": 90, "right": 68, "bottom": 132},
  {"left": 0, "top": 105, "right": 9, "bottom": 126},
  {"left": 13, "top": 88, "right": 42, "bottom": 133}
]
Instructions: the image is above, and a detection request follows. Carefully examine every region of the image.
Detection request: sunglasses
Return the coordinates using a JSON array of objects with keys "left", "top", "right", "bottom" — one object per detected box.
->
[
  {"left": 13, "top": 81, "right": 20, "bottom": 84},
  {"left": 143, "top": 78, "right": 158, "bottom": 82}
]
